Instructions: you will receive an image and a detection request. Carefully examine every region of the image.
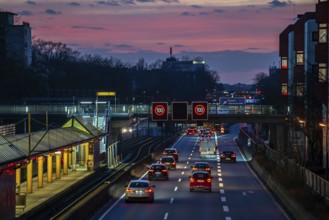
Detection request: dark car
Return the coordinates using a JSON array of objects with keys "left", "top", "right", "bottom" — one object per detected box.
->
[
  {"left": 159, "top": 155, "right": 176, "bottom": 169},
  {"left": 220, "top": 151, "right": 237, "bottom": 162},
  {"left": 191, "top": 162, "right": 212, "bottom": 175},
  {"left": 162, "top": 148, "right": 179, "bottom": 162},
  {"left": 125, "top": 180, "right": 155, "bottom": 203},
  {"left": 189, "top": 171, "right": 213, "bottom": 192},
  {"left": 148, "top": 164, "right": 169, "bottom": 180}
]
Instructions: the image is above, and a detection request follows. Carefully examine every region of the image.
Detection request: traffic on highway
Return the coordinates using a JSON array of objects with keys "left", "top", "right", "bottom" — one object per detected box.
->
[{"left": 93, "top": 124, "right": 290, "bottom": 220}]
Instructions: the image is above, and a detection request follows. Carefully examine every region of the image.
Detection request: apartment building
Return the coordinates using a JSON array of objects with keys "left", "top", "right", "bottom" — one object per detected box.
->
[
  {"left": 0, "top": 11, "right": 32, "bottom": 67},
  {"left": 279, "top": 0, "right": 328, "bottom": 169}
]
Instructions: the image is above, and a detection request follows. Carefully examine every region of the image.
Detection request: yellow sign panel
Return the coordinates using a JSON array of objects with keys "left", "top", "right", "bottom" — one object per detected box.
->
[{"left": 97, "top": 91, "right": 116, "bottom": 96}]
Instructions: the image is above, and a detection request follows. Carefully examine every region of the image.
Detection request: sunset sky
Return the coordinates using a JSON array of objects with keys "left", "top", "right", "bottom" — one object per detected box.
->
[{"left": 1, "top": 0, "right": 316, "bottom": 84}]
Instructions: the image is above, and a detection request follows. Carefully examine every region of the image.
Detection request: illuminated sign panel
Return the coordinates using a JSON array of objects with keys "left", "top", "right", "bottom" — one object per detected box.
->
[
  {"left": 172, "top": 102, "right": 188, "bottom": 121},
  {"left": 192, "top": 101, "right": 208, "bottom": 120},
  {"left": 97, "top": 91, "right": 116, "bottom": 96},
  {"left": 152, "top": 102, "right": 168, "bottom": 121}
]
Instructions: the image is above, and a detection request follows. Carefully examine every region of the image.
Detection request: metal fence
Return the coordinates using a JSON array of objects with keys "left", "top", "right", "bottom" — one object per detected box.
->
[{"left": 239, "top": 127, "right": 329, "bottom": 201}]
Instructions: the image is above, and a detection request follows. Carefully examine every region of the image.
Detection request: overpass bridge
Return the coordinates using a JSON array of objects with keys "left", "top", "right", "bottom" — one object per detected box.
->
[{"left": 0, "top": 103, "right": 288, "bottom": 124}]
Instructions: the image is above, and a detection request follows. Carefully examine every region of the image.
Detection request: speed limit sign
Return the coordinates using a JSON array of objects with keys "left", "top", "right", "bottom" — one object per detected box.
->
[
  {"left": 192, "top": 101, "right": 208, "bottom": 120},
  {"left": 152, "top": 102, "right": 168, "bottom": 121}
]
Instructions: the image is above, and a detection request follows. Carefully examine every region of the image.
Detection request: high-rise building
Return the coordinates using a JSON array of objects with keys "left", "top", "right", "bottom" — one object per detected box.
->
[
  {"left": 0, "top": 11, "right": 32, "bottom": 67},
  {"left": 278, "top": 0, "right": 328, "bottom": 168}
]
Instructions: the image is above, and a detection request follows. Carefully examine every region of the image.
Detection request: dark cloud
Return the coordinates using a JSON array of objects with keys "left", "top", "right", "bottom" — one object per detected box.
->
[
  {"left": 114, "top": 44, "right": 134, "bottom": 49},
  {"left": 173, "top": 44, "right": 184, "bottom": 48},
  {"left": 18, "top": 11, "right": 34, "bottom": 16},
  {"left": 96, "top": 0, "right": 135, "bottom": 6},
  {"left": 268, "top": 0, "right": 290, "bottom": 8},
  {"left": 25, "top": 1, "right": 36, "bottom": 5},
  {"left": 199, "top": 12, "right": 208, "bottom": 16},
  {"left": 190, "top": 5, "right": 202, "bottom": 9},
  {"left": 162, "top": 0, "right": 179, "bottom": 3},
  {"left": 214, "top": 9, "right": 225, "bottom": 13},
  {"left": 45, "top": 9, "right": 62, "bottom": 15},
  {"left": 71, "top": 25, "right": 106, "bottom": 30},
  {"left": 67, "top": 2, "right": 81, "bottom": 7},
  {"left": 181, "top": 11, "right": 194, "bottom": 16},
  {"left": 136, "top": 0, "right": 155, "bottom": 3}
]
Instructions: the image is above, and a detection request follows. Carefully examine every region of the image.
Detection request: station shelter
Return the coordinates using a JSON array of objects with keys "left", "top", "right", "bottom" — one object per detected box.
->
[{"left": 0, "top": 116, "right": 107, "bottom": 219}]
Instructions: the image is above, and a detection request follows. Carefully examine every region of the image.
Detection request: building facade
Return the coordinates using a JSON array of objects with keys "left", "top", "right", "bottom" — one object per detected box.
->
[
  {"left": 279, "top": 0, "right": 328, "bottom": 169},
  {"left": 0, "top": 12, "right": 32, "bottom": 67}
]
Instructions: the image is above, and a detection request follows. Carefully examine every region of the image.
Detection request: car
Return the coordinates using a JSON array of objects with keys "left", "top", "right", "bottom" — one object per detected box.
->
[
  {"left": 162, "top": 148, "right": 179, "bottom": 162},
  {"left": 189, "top": 171, "right": 213, "bottom": 192},
  {"left": 191, "top": 162, "right": 212, "bottom": 175},
  {"left": 159, "top": 155, "right": 176, "bottom": 169},
  {"left": 220, "top": 151, "right": 237, "bottom": 162},
  {"left": 125, "top": 179, "right": 155, "bottom": 203},
  {"left": 148, "top": 164, "right": 169, "bottom": 180},
  {"left": 186, "top": 129, "right": 195, "bottom": 135}
]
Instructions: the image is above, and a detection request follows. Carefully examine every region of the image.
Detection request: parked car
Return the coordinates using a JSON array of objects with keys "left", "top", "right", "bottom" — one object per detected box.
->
[
  {"left": 159, "top": 155, "right": 176, "bottom": 169},
  {"left": 189, "top": 171, "right": 213, "bottom": 192},
  {"left": 220, "top": 151, "right": 237, "bottom": 163},
  {"left": 125, "top": 179, "right": 155, "bottom": 203},
  {"left": 148, "top": 164, "right": 169, "bottom": 180}
]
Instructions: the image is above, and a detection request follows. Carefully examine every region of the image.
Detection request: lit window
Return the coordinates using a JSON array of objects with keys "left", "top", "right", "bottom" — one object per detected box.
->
[
  {"left": 296, "top": 83, "right": 303, "bottom": 97},
  {"left": 281, "top": 83, "right": 288, "bottom": 96},
  {"left": 319, "top": 23, "right": 327, "bottom": 43},
  {"left": 281, "top": 57, "right": 288, "bottom": 69},
  {"left": 319, "top": 63, "right": 327, "bottom": 82},
  {"left": 296, "top": 51, "right": 304, "bottom": 65}
]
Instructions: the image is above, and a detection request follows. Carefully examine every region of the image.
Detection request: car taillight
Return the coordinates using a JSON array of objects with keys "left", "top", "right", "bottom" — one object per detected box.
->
[
  {"left": 126, "top": 188, "right": 133, "bottom": 193},
  {"left": 173, "top": 152, "right": 178, "bottom": 154},
  {"left": 207, "top": 178, "right": 212, "bottom": 183},
  {"left": 206, "top": 168, "right": 210, "bottom": 171},
  {"left": 220, "top": 154, "right": 225, "bottom": 157},
  {"left": 162, "top": 170, "right": 167, "bottom": 173},
  {"left": 232, "top": 154, "right": 236, "bottom": 158},
  {"left": 149, "top": 169, "right": 154, "bottom": 173},
  {"left": 163, "top": 152, "right": 167, "bottom": 155},
  {"left": 145, "top": 188, "right": 153, "bottom": 193},
  {"left": 193, "top": 168, "right": 198, "bottom": 171},
  {"left": 190, "top": 177, "right": 195, "bottom": 182}
]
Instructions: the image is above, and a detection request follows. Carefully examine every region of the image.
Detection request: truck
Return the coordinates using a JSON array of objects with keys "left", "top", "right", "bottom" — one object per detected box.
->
[{"left": 198, "top": 138, "right": 218, "bottom": 158}]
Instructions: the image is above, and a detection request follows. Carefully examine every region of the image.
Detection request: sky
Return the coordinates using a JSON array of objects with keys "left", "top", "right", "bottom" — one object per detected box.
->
[{"left": 1, "top": 0, "right": 317, "bottom": 84}]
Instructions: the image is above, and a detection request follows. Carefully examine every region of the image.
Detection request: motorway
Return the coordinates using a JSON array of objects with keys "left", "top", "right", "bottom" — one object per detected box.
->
[{"left": 92, "top": 123, "right": 290, "bottom": 220}]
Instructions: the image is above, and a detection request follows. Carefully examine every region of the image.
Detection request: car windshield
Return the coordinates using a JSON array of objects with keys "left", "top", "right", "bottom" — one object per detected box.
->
[
  {"left": 129, "top": 182, "right": 149, "bottom": 188},
  {"left": 152, "top": 166, "right": 164, "bottom": 170},
  {"left": 165, "top": 150, "right": 176, "bottom": 154},
  {"left": 162, "top": 158, "right": 173, "bottom": 162},
  {"left": 195, "top": 163, "right": 209, "bottom": 168},
  {"left": 193, "top": 173, "right": 209, "bottom": 178}
]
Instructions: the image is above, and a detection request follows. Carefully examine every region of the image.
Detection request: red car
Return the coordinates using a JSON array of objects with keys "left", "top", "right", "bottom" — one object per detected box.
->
[
  {"left": 186, "top": 129, "right": 195, "bottom": 135},
  {"left": 189, "top": 171, "right": 213, "bottom": 192}
]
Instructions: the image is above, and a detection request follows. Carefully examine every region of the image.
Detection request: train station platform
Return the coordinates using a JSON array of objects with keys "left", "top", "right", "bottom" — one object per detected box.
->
[{"left": 15, "top": 167, "right": 93, "bottom": 218}]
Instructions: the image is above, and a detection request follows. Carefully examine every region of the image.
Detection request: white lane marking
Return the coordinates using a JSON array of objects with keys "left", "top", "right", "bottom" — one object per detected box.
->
[
  {"left": 170, "top": 198, "right": 174, "bottom": 204},
  {"left": 178, "top": 178, "right": 182, "bottom": 182},
  {"left": 99, "top": 193, "right": 125, "bottom": 220},
  {"left": 218, "top": 169, "right": 221, "bottom": 172},
  {"left": 181, "top": 171, "right": 185, "bottom": 175},
  {"left": 219, "top": 183, "right": 224, "bottom": 188},
  {"left": 184, "top": 166, "right": 187, "bottom": 169},
  {"left": 221, "top": 197, "right": 226, "bottom": 202},
  {"left": 220, "top": 189, "right": 225, "bottom": 194},
  {"left": 218, "top": 173, "right": 222, "bottom": 177},
  {"left": 188, "top": 157, "right": 191, "bottom": 160},
  {"left": 190, "top": 153, "right": 193, "bottom": 156},
  {"left": 218, "top": 177, "right": 223, "bottom": 182},
  {"left": 186, "top": 161, "right": 189, "bottom": 164},
  {"left": 225, "top": 217, "right": 232, "bottom": 220},
  {"left": 174, "top": 186, "right": 178, "bottom": 191},
  {"left": 217, "top": 165, "right": 221, "bottom": 169},
  {"left": 242, "top": 191, "right": 247, "bottom": 196},
  {"left": 164, "top": 212, "right": 169, "bottom": 220},
  {"left": 223, "top": 206, "right": 229, "bottom": 212}
]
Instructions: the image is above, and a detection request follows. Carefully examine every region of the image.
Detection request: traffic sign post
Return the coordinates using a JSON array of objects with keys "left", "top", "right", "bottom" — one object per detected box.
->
[
  {"left": 172, "top": 102, "right": 188, "bottom": 121},
  {"left": 151, "top": 102, "right": 168, "bottom": 121},
  {"left": 192, "top": 101, "right": 208, "bottom": 120}
]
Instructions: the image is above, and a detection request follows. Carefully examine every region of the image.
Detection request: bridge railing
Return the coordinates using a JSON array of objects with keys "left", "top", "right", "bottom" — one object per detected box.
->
[{"left": 0, "top": 104, "right": 280, "bottom": 116}]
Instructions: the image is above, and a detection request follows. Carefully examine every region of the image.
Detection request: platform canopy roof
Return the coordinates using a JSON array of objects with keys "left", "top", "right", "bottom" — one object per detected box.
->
[{"left": 0, "top": 116, "right": 107, "bottom": 168}]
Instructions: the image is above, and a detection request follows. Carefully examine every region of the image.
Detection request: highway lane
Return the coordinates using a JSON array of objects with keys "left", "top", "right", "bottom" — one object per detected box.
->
[{"left": 94, "top": 123, "right": 290, "bottom": 220}]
